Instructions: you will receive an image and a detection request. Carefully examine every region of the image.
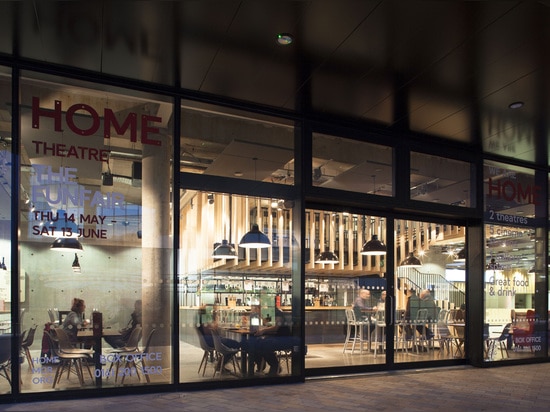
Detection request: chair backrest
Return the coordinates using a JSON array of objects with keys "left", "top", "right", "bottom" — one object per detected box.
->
[
  {"left": 375, "top": 310, "right": 385, "bottom": 323},
  {"left": 141, "top": 328, "right": 155, "bottom": 353},
  {"left": 415, "top": 309, "right": 428, "bottom": 322},
  {"left": 0, "top": 335, "right": 11, "bottom": 364},
  {"left": 211, "top": 328, "right": 233, "bottom": 354},
  {"left": 499, "top": 323, "right": 512, "bottom": 341},
  {"left": 23, "top": 325, "right": 38, "bottom": 348},
  {"left": 51, "top": 327, "right": 75, "bottom": 350},
  {"left": 196, "top": 326, "right": 214, "bottom": 352},
  {"left": 44, "top": 331, "right": 61, "bottom": 357},
  {"left": 124, "top": 325, "right": 143, "bottom": 350}
]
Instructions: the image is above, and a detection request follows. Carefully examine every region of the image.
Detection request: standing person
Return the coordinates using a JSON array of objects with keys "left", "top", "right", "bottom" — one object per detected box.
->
[
  {"left": 405, "top": 289, "right": 421, "bottom": 340},
  {"left": 419, "top": 289, "right": 437, "bottom": 339},
  {"left": 105, "top": 299, "right": 143, "bottom": 349},
  {"left": 61, "top": 298, "right": 88, "bottom": 344}
]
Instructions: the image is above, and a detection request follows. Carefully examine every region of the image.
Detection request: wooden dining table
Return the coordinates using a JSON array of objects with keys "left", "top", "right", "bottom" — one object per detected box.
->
[{"left": 77, "top": 328, "right": 122, "bottom": 386}]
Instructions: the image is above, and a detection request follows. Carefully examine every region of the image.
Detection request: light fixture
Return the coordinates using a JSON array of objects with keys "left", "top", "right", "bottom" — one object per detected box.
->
[
  {"left": 50, "top": 237, "right": 83, "bottom": 251},
  {"left": 276, "top": 33, "right": 294, "bottom": 45},
  {"left": 361, "top": 234, "right": 387, "bottom": 255},
  {"left": 207, "top": 193, "right": 214, "bottom": 205},
  {"left": 212, "top": 240, "right": 238, "bottom": 259},
  {"left": 314, "top": 248, "right": 339, "bottom": 264},
  {"left": 400, "top": 252, "right": 422, "bottom": 267},
  {"left": 508, "top": 101, "right": 524, "bottom": 109},
  {"left": 0, "top": 258, "right": 6, "bottom": 270},
  {"left": 239, "top": 223, "right": 271, "bottom": 248},
  {"left": 72, "top": 253, "right": 81, "bottom": 273},
  {"left": 454, "top": 248, "right": 466, "bottom": 262}
]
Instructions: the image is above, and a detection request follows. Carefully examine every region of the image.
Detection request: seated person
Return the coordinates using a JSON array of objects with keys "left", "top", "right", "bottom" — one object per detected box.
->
[
  {"left": 104, "top": 299, "right": 142, "bottom": 349},
  {"left": 353, "top": 289, "right": 377, "bottom": 340},
  {"left": 252, "top": 307, "right": 299, "bottom": 376},
  {"left": 61, "top": 298, "right": 89, "bottom": 344}
]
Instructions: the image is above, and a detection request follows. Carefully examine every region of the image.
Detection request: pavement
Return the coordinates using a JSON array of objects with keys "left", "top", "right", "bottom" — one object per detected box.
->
[{"left": 0, "top": 363, "right": 549, "bottom": 411}]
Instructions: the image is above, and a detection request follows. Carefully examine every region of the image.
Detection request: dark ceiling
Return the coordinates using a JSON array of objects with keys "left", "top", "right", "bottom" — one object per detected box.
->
[{"left": 1, "top": 1, "right": 550, "bottom": 165}]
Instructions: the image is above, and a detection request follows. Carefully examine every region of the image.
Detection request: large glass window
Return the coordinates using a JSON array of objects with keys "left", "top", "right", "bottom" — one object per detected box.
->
[
  {"left": 0, "top": 68, "right": 12, "bottom": 395},
  {"left": 178, "top": 191, "right": 300, "bottom": 381},
  {"left": 312, "top": 133, "right": 393, "bottom": 196},
  {"left": 410, "top": 152, "right": 472, "bottom": 207},
  {"left": 19, "top": 73, "right": 173, "bottom": 392},
  {"left": 178, "top": 103, "right": 300, "bottom": 382},
  {"left": 483, "top": 161, "right": 543, "bottom": 362}
]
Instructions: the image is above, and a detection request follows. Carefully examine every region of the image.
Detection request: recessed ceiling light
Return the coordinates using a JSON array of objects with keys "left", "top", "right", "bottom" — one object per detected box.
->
[
  {"left": 509, "top": 101, "right": 524, "bottom": 109},
  {"left": 276, "top": 33, "right": 294, "bottom": 45}
]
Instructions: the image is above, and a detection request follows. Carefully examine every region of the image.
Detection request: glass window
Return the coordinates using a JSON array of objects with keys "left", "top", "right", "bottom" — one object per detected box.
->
[
  {"left": 410, "top": 152, "right": 471, "bottom": 207},
  {"left": 483, "top": 161, "right": 543, "bottom": 362},
  {"left": 178, "top": 191, "right": 300, "bottom": 381},
  {"left": 312, "top": 133, "right": 393, "bottom": 196},
  {"left": 180, "top": 101, "right": 294, "bottom": 185},
  {"left": 0, "top": 68, "right": 12, "bottom": 395},
  {"left": 19, "top": 73, "right": 173, "bottom": 391}
]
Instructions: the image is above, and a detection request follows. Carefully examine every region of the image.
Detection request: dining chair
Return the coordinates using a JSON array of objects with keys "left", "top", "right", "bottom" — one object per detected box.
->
[
  {"left": 211, "top": 328, "right": 240, "bottom": 379},
  {"left": 121, "top": 328, "right": 156, "bottom": 384},
  {"left": 0, "top": 335, "right": 11, "bottom": 385},
  {"left": 51, "top": 327, "right": 94, "bottom": 358},
  {"left": 373, "top": 310, "right": 386, "bottom": 358},
  {"left": 21, "top": 324, "right": 38, "bottom": 370},
  {"left": 44, "top": 331, "right": 92, "bottom": 388},
  {"left": 196, "top": 326, "right": 215, "bottom": 376},
  {"left": 436, "top": 309, "right": 453, "bottom": 357},
  {"left": 343, "top": 308, "right": 366, "bottom": 354},
  {"left": 106, "top": 325, "right": 142, "bottom": 382},
  {"left": 412, "top": 308, "right": 428, "bottom": 353}
]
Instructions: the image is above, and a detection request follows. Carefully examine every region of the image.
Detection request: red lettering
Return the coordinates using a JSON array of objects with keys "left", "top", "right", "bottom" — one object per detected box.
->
[
  {"left": 104, "top": 109, "right": 137, "bottom": 140},
  {"left": 140, "top": 115, "right": 162, "bottom": 146},
  {"left": 66, "top": 103, "right": 100, "bottom": 136},
  {"left": 32, "top": 97, "right": 62, "bottom": 131},
  {"left": 487, "top": 178, "right": 541, "bottom": 205},
  {"left": 487, "top": 178, "right": 501, "bottom": 198}
]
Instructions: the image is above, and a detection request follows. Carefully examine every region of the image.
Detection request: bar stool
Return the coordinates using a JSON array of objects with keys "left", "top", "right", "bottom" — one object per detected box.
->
[{"left": 343, "top": 308, "right": 367, "bottom": 354}]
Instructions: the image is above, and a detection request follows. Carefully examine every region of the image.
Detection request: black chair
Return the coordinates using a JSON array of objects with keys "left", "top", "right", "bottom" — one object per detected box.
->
[
  {"left": 21, "top": 325, "right": 38, "bottom": 370},
  {"left": 0, "top": 335, "right": 11, "bottom": 385},
  {"left": 196, "top": 326, "right": 215, "bottom": 376}
]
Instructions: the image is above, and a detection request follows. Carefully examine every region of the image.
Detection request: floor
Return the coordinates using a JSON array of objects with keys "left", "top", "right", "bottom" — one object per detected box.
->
[{"left": 1, "top": 362, "right": 549, "bottom": 411}]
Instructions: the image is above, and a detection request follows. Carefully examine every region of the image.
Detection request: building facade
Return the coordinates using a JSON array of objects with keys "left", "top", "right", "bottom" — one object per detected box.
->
[{"left": 0, "top": 0, "right": 548, "bottom": 403}]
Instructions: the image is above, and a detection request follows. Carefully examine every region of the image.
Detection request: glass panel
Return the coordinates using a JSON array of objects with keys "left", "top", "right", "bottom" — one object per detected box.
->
[
  {"left": 19, "top": 73, "right": 173, "bottom": 392},
  {"left": 180, "top": 100, "right": 294, "bottom": 184},
  {"left": 483, "top": 161, "right": 543, "bottom": 362},
  {"left": 410, "top": 152, "right": 471, "bottom": 207},
  {"left": 304, "top": 209, "right": 388, "bottom": 368},
  {"left": 179, "top": 192, "right": 300, "bottom": 381},
  {"left": 312, "top": 133, "right": 393, "bottom": 196},
  {"left": 0, "top": 68, "right": 12, "bottom": 394},
  {"left": 394, "top": 219, "right": 466, "bottom": 363}
]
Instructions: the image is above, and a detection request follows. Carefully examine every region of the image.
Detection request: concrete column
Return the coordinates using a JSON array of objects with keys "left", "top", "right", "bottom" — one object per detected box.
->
[{"left": 141, "top": 135, "right": 172, "bottom": 368}]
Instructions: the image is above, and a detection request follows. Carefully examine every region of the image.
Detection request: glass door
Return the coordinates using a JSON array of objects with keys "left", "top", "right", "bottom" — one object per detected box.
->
[{"left": 393, "top": 219, "right": 466, "bottom": 364}]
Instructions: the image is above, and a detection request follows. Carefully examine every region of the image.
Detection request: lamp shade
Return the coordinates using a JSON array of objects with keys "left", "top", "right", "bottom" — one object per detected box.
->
[
  {"left": 454, "top": 248, "right": 466, "bottom": 262},
  {"left": 239, "top": 224, "right": 271, "bottom": 248},
  {"left": 50, "top": 237, "right": 83, "bottom": 251},
  {"left": 361, "top": 235, "right": 387, "bottom": 255},
  {"left": 400, "top": 252, "right": 422, "bottom": 267},
  {"left": 212, "top": 240, "right": 238, "bottom": 259},
  {"left": 314, "top": 249, "right": 339, "bottom": 264}
]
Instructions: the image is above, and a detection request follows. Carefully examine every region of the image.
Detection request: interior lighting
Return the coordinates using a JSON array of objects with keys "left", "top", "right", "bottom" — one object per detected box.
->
[
  {"left": 239, "top": 224, "right": 271, "bottom": 248},
  {"left": 360, "top": 235, "right": 387, "bottom": 255},
  {"left": 212, "top": 240, "right": 238, "bottom": 259},
  {"left": 72, "top": 253, "right": 81, "bottom": 273},
  {"left": 50, "top": 237, "right": 84, "bottom": 251},
  {"left": 400, "top": 252, "right": 422, "bottom": 267},
  {"left": 314, "top": 248, "right": 339, "bottom": 264},
  {"left": 276, "top": 33, "right": 294, "bottom": 45},
  {"left": 508, "top": 101, "right": 524, "bottom": 109}
]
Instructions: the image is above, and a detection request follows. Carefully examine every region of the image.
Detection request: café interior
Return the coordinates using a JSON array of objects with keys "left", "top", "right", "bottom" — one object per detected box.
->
[{"left": 0, "top": 0, "right": 548, "bottom": 403}]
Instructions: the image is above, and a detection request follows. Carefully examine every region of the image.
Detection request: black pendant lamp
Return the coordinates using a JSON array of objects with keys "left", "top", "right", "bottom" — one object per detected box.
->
[
  {"left": 239, "top": 223, "right": 271, "bottom": 248},
  {"left": 50, "top": 237, "right": 84, "bottom": 251},
  {"left": 212, "top": 239, "right": 238, "bottom": 259},
  {"left": 361, "top": 235, "right": 387, "bottom": 255},
  {"left": 315, "top": 248, "right": 339, "bottom": 264},
  {"left": 400, "top": 252, "right": 422, "bottom": 267}
]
